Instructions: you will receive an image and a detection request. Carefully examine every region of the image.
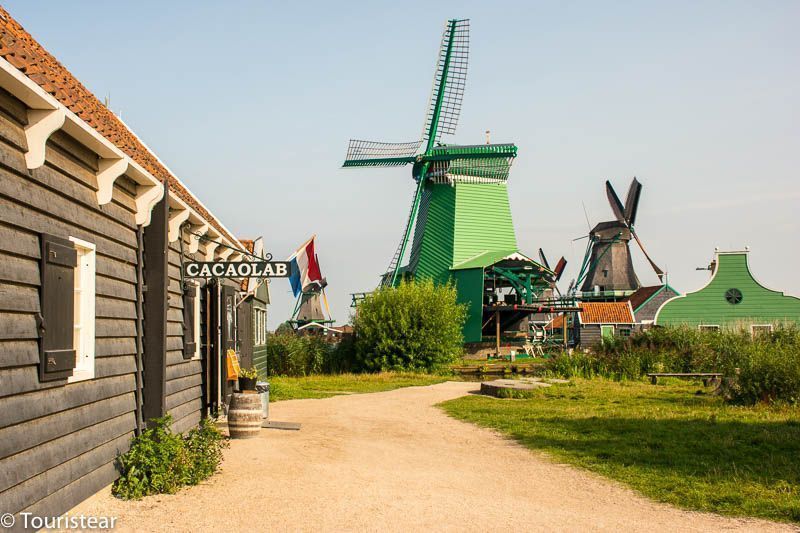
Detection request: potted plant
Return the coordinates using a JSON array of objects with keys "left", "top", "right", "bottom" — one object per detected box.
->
[{"left": 238, "top": 367, "right": 259, "bottom": 392}]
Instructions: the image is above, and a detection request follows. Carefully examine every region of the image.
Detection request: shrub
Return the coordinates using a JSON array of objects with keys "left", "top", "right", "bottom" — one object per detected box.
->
[
  {"left": 265, "top": 333, "right": 344, "bottom": 376},
  {"left": 353, "top": 280, "right": 466, "bottom": 372},
  {"left": 729, "top": 342, "right": 800, "bottom": 405},
  {"left": 546, "top": 324, "right": 800, "bottom": 404},
  {"left": 113, "top": 415, "right": 227, "bottom": 500}
]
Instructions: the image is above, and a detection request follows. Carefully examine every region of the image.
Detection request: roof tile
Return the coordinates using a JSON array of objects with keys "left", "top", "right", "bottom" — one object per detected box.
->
[{"left": 579, "top": 302, "right": 635, "bottom": 324}]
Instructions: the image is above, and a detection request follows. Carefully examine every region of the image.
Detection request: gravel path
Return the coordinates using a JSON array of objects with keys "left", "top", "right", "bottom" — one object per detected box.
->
[{"left": 72, "top": 381, "right": 794, "bottom": 532}]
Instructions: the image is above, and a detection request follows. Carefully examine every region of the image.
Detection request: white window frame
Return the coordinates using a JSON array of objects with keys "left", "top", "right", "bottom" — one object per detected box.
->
[
  {"left": 750, "top": 324, "right": 773, "bottom": 337},
  {"left": 253, "top": 307, "right": 267, "bottom": 345},
  {"left": 698, "top": 324, "right": 720, "bottom": 332},
  {"left": 69, "top": 237, "right": 96, "bottom": 383},
  {"left": 191, "top": 282, "right": 202, "bottom": 360}
]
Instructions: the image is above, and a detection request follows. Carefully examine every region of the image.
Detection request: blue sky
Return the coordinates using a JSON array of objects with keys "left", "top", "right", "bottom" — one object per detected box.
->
[{"left": 7, "top": 1, "right": 799, "bottom": 326}]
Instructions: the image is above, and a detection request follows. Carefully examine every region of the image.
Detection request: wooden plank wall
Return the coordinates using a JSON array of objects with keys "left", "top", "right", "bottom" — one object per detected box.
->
[
  {"left": 0, "top": 88, "right": 140, "bottom": 516},
  {"left": 165, "top": 234, "right": 204, "bottom": 433}
]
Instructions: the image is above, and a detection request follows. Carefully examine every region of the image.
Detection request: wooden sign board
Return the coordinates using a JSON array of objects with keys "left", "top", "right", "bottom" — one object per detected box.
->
[{"left": 185, "top": 261, "right": 292, "bottom": 278}]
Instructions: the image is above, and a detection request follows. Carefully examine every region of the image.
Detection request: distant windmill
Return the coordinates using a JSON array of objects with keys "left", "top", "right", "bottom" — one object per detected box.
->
[
  {"left": 573, "top": 178, "right": 663, "bottom": 297},
  {"left": 342, "top": 19, "right": 523, "bottom": 287},
  {"left": 538, "top": 248, "right": 567, "bottom": 297}
]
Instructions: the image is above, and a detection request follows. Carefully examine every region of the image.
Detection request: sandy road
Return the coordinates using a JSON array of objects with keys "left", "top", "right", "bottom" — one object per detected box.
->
[{"left": 72, "top": 381, "right": 793, "bottom": 532}]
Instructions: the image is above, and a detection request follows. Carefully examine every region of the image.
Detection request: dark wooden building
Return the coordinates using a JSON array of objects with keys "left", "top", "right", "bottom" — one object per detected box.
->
[{"left": 0, "top": 8, "right": 257, "bottom": 520}]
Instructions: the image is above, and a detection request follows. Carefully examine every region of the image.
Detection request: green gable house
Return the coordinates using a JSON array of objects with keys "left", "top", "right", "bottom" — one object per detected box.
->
[{"left": 655, "top": 249, "right": 800, "bottom": 332}]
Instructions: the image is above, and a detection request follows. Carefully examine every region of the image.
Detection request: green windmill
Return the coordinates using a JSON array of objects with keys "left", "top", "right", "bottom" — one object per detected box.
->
[{"left": 344, "top": 19, "right": 561, "bottom": 343}]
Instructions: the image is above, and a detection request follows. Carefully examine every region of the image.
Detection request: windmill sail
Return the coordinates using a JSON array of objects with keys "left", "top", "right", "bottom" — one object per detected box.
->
[
  {"left": 605, "top": 180, "right": 626, "bottom": 223},
  {"left": 422, "top": 19, "right": 469, "bottom": 144},
  {"left": 343, "top": 139, "right": 421, "bottom": 167},
  {"left": 623, "top": 177, "right": 642, "bottom": 226}
]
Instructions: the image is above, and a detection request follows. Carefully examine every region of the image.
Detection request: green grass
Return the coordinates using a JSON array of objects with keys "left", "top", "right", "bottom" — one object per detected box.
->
[
  {"left": 440, "top": 378, "right": 800, "bottom": 523},
  {"left": 268, "top": 372, "right": 453, "bottom": 401}
]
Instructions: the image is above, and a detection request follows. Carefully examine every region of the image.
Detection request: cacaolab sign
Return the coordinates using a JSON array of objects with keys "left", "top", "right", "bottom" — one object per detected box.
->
[{"left": 185, "top": 261, "right": 292, "bottom": 279}]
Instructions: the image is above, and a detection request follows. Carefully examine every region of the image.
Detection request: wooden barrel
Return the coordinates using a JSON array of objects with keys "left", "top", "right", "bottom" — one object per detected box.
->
[{"left": 228, "top": 393, "right": 262, "bottom": 439}]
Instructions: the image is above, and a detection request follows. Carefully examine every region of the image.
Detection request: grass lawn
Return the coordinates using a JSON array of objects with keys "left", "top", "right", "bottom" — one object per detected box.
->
[
  {"left": 268, "top": 372, "right": 453, "bottom": 401},
  {"left": 440, "top": 378, "right": 800, "bottom": 523}
]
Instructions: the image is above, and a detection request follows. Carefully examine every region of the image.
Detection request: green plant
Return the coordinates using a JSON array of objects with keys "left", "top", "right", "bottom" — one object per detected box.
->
[
  {"left": 239, "top": 367, "right": 259, "bottom": 380},
  {"left": 545, "top": 325, "right": 800, "bottom": 405},
  {"left": 353, "top": 280, "right": 466, "bottom": 372},
  {"left": 265, "top": 333, "right": 343, "bottom": 376},
  {"left": 112, "top": 415, "right": 228, "bottom": 500},
  {"left": 184, "top": 418, "right": 228, "bottom": 484}
]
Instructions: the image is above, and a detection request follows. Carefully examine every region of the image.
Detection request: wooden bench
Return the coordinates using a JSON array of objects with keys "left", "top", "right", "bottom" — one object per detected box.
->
[{"left": 647, "top": 372, "right": 723, "bottom": 386}]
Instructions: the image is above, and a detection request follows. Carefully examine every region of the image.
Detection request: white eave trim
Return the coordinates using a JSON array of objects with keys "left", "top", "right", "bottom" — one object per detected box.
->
[{"left": 0, "top": 56, "right": 243, "bottom": 249}]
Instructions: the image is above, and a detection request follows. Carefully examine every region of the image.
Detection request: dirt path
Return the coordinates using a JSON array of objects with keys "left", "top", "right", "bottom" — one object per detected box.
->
[{"left": 73, "top": 382, "right": 793, "bottom": 532}]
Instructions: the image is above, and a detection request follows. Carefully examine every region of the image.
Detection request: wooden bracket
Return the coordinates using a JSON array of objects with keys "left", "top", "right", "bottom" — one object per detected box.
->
[
  {"left": 134, "top": 183, "right": 165, "bottom": 226},
  {"left": 96, "top": 158, "right": 129, "bottom": 205},
  {"left": 188, "top": 224, "right": 208, "bottom": 254},
  {"left": 204, "top": 239, "right": 220, "bottom": 261},
  {"left": 168, "top": 209, "right": 191, "bottom": 243},
  {"left": 24, "top": 108, "right": 66, "bottom": 169},
  {"left": 216, "top": 247, "right": 234, "bottom": 261}
]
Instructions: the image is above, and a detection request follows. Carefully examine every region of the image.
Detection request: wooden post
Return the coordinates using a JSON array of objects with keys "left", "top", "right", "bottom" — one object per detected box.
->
[
  {"left": 141, "top": 193, "right": 169, "bottom": 424},
  {"left": 495, "top": 308, "right": 500, "bottom": 356}
]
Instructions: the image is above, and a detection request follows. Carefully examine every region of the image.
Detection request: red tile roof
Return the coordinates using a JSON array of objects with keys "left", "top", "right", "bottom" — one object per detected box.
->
[
  {"left": 579, "top": 302, "right": 635, "bottom": 324},
  {"left": 624, "top": 285, "right": 663, "bottom": 311},
  {"left": 0, "top": 7, "right": 239, "bottom": 246}
]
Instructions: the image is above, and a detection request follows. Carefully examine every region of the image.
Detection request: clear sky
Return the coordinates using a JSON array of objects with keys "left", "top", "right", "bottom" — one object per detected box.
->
[{"left": 7, "top": 1, "right": 799, "bottom": 327}]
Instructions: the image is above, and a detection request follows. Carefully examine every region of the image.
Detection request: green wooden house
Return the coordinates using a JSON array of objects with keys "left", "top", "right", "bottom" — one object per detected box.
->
[{"left": 655, "top": 249, "right": 800, "bottom": 331}]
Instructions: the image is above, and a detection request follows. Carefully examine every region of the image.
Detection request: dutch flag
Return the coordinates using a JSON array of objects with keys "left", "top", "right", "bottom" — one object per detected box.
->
[{"left": 288, "top": 236, "right": 322, "bottom": 297}]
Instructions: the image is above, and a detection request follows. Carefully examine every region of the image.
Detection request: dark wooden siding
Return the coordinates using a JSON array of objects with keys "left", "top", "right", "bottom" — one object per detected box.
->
[
  {"left": 164, "top": 234, "right": 204, "bottom": 433},
  {"left": 0, "top": 88, "right": 140, "bottom": 516}
]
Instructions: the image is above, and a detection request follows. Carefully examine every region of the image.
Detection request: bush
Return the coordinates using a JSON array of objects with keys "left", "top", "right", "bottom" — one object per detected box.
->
[
  {"left": 353, "top": 280, "right": 466, "bottom": 372},
  {"left": 113, "top": 415, "right": 227, "bottom": 499},
  {"left": 730, "top": 341, "right": 800, "bottom": 405},
  {"left": 546, "top": 325, "right": 800, "bottom": 405},
  {"left": 265, "top": 333, "right": 344, "bottom": 376}
]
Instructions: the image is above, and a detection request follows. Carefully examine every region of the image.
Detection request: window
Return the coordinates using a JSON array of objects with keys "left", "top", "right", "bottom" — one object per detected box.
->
[
  {"left": 698, "top": 325, "right": 720, "bottom": 332},
  {"left": 182, "top": 281, "right": 201, "bottom": 360},
  {"left": 618, "top": 327, "right": 632, "bottom": 337},
  {"left": 725, "top": 288, "right": 743, "bottom": 305},
  {"left": 600, "top": 325, "right": 615, "bottom": 339},
  {"left": 751, "top": 324, "right": 773, "bottom": 338},
  {"left": 254, "top": 307, "right": 267, "bottom": 345},
  {"left": 69, "top": 237, "right": 96, "bottom": 382}
]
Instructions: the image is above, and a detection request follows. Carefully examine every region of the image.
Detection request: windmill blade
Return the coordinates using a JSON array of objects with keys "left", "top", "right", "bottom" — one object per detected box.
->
[
  {"left": 538, "top": 248, "right": 551, "bottom": 270},
  {"left": 605, "top": 180, "right": 626, "bottom": 223},
  {"left": 631, "top": 228, "right": 665, "bottom": 280},
  {"left": 623, "top": 177, "right": 642, "bottom": 226},
  {"left": 554, "top": 257, "right": 568, "bottom": 282},
  {"left": 343, "top": 139, "right": 421, "bottom": 167},
  {"left": 422, "top": 19, "right": 469, "bottom": 144}
]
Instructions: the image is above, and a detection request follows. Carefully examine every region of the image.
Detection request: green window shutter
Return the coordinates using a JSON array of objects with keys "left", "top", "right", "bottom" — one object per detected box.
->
[
  {"left": 182, "top": 284, "right": 197, "bottom": 359},
  {"left": 600, "top": 325, "right": 615, "bottom": 340},
  {"left": 39, "top": 234, "right": 77, "bottom": 382}
]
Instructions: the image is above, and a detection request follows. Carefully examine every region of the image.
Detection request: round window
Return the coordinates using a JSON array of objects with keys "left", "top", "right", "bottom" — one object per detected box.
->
[{"left": 725, "top": 288, "right": 743, "bottom": 305}]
